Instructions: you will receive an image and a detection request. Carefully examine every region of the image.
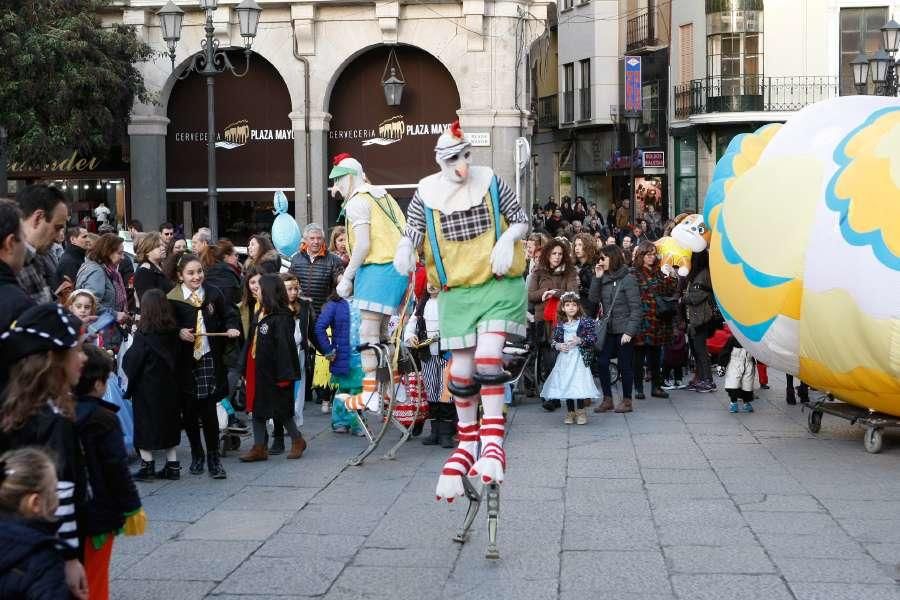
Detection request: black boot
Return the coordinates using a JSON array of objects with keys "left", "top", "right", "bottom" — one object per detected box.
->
[
  {"left": 156, "top": 461, "right": 182, "bottom": 480},
  {"left": 269, "top": 436, "right": 285, "bottom": 455},
  {"left": 189, "top": 452, "right": 205, "bottom": 475},
  {"left": 437, "top": 421, "right": 456, "bottom": 449},
  {"left": 207, "top": 452, "right": 227, "bottom": 479},
  {"left": 133, "top": 459, "right": 155, "bottom": 481},
  {"left": 422, "top": 420, "right": 440, "bottom": 445},
  {"left": 786, "top": 388, "right": 797, "bottom": 405},
  {"left": 411, "top": 420, "right": 424, "bottom": 437}
]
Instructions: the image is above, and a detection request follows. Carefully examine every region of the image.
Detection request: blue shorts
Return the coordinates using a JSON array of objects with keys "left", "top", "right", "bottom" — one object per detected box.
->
[{"left": 354, "top": 263, "right": 409, "bottom": 315}]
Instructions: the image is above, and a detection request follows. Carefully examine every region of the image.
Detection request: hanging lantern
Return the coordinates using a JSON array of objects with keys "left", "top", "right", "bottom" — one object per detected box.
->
[{"left": 381, "top": 48, "right": 406, "bottom": 107}]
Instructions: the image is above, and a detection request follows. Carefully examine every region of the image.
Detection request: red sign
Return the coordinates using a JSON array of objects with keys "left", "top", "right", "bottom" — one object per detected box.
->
[{"left": 643, "top": 151, "right": 665, "bottom": 168}]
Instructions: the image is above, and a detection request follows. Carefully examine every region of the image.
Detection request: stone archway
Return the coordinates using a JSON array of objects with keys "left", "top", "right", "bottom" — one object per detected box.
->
[
  {"left": 164, "top": 50, "right": 294, "bottom": 242},
  {"left": 325, "top": 44, "right": 461, "bottom": 225}
]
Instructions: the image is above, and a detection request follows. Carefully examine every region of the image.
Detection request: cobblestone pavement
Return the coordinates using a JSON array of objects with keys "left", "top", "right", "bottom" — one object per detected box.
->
[{"left": 112, "top": 372, "right": 900, "bottom": 600}]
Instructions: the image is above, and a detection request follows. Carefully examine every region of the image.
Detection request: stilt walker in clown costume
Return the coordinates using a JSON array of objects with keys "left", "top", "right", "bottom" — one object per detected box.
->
[
  {"left": 394, "top": 122, "right": 528, "bottom": 530},
  {"left": 329, "top": 153, "right": 409, "bottom": 412}
]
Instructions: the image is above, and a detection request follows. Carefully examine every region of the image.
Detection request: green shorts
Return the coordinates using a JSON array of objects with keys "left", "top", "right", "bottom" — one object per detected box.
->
[{"left": 438, "top": 277, "right": 527, "bottom": 350}]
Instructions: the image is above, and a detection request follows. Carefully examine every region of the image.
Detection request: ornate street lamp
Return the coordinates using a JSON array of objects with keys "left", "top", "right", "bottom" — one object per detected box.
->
[
  {"left": 852, "top": 52, "right": 870, "bottom": 91},
  {"left": 624, "top": 110, "right": 642, "bottom": 225},
  {"left": 157, "top": 0, "right": 263, "bottom": 241},
  {"left": 381, "top": 48, "right": 406, "bottom": 107},
  {"left": 882, "top": 18, "right": 900, "bottom": 54}
]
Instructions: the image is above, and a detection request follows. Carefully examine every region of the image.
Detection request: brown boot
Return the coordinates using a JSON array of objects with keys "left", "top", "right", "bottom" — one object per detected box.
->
[
  {"left": 593, "top": 396, "right": 614, "bottom": 413},
  {"left": 239, "top": 444, "right": 268, "bottom": 462},
  {"left": 286, "top": 436, "right": 307, "bottom": 459},
  {"left": 614, "top": 398, "right": 633, "bottom": 413}
]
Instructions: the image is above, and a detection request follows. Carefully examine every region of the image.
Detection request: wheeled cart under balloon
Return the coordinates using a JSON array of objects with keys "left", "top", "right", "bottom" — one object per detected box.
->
[{"left": 804, "top": 398, "right": 899, "bottom": 454}]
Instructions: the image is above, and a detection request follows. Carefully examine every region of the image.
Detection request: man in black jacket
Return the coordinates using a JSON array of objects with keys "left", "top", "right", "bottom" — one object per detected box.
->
[
  {"left": 0, "top": 200, "right": 31, "bottom": 333},
  {"left": 288, "top": 223, "right": 344, "bottom": 313},
  {"left": 56, "top": 226, "right": 90, "bottom": 284}
]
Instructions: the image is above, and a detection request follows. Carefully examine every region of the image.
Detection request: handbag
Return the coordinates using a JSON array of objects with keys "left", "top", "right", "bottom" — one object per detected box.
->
[
  {"left": 593, "top": 283, "right": 621, "bottom": 351},
  {"left": 543, "top": 296, "right": 560, "bottom": 326},
  {"left": 655, "top": 294, "right": 678, "bottom": 318}
]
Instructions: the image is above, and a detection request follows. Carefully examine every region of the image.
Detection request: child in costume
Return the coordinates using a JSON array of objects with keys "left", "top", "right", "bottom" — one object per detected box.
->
[
  {"left": 315, "top": 292, "right": 365, "bottom": 434},
  {"left": 74, "top": 344, "right": 145, "bottom": 600},
  {"left": 716, "top": 325, "right": 757, "bottom": 413},
  {"left": 394, "top": 121, "right": 529, "bottom": 500},
  {"left": 541, "top": 292, "right": 599, "bottom": 424},
  {"left": 404, "top": 283, "right": 454, "bottom": 447},
  {"left": 329, "top": 153, "right": 409, "bottom": 412}
]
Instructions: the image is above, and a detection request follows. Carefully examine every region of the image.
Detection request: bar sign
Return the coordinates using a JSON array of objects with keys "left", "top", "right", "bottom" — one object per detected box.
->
[{"left": 625, "top": 56, "right": 642, "bottom": 112}]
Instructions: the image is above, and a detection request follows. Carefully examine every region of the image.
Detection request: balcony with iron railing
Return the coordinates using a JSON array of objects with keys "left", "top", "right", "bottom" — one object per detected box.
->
[
  {"left": 626, "top": 10, "right": 657, "bottom": 52},
  {"left": 673, "top": 75, "right": 839, "bottom": 120},
  {"left": 537, "top": 95, "right": 559, "bottom": 129},
  {"left": 562, "top": 90, "right": 575, "bottom": 123}
]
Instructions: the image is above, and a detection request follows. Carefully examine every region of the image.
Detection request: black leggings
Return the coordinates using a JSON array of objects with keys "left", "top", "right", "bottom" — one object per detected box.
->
[
  {"left": 565, "top": 399, "right": 585, "bottom": 411},
  {"left": 182, "top": 396, "right": 219, "bottom": 457},
  {"left": 596, "top": 333, "right": 635, "bottom": 399},
  {"left": 633, "top": 345, "right": 662, "bottom": 393}
]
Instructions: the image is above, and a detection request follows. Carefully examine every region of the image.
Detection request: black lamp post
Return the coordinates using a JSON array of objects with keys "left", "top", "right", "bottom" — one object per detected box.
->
[
  {"left": 157, "top": 0, "right": 262, "bottom": 241},
  {"left": 624, "top": 110, "right": 642, "bottom": 225},
  {"left": 852, "top": 17, "right": 900, "bottom": 96}
]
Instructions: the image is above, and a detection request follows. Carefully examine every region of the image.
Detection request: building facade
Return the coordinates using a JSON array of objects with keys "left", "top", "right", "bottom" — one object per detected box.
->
[
  {"left": 110, "top": 0, "right": 550, "bottom": 240},
  {"left": 667, "top": 0, "right": 898, "bottom": 215}
]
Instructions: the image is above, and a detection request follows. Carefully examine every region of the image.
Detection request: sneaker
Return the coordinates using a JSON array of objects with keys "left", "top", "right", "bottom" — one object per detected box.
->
[
  {"left": 685, "top": 380, "right": 699, "bottom": 391},
  {"left": 695, "top": 381, "right": 716, "bottom": 393},
  {"left": 321, "top": 400, "right": 331, "bottom": 414},
  {"left": 333, "top": 426, "right": 349, "bottom": 434},
  {"left": 714, "top": 365, "right": 726, "bottom": 378},
  {"left": 759, "top": 384, "right": 770, "bottom": 390},
  {"left": 729, "top": 402, "right": 739, "bottom": 413},
  {"left": 742, "top": 402, "right": 754, "bottom": 413},
  {"left": 661, "top": 378, "right": 676, "bottom": 390}
]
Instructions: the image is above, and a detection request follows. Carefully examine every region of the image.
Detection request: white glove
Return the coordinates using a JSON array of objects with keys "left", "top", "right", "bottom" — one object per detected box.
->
[
  {"left": 336, "top": 276, "right": 353, "bottom": 299},
  {"left": 393, "top": 237, "right": 416, "bottom": 275},
  {"left": 490, "top": 223, "right": 528, "bottom": 277}
]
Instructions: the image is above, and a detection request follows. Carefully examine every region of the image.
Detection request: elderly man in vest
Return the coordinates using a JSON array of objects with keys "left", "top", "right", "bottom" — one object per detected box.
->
[
  {"left": 329, "top": 153, "right": 409, "bottom": 411},
  {"left": 394, "top": 122, "right": 528, "bottom": 501}
]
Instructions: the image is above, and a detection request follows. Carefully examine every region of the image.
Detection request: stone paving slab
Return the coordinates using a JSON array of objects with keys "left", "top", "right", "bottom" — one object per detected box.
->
[{"left": 114, "top": 370, "right": 900, "bottom": 599}]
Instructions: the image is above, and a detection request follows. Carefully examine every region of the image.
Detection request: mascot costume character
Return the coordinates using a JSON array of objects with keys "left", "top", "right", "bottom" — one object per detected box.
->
[
  {"left": 329, "top": 153, "right": 409, "bottom": 412},
  {"left": 394, "top": 121, "right": 528, "bottom": 504},
  {"left": 703, "top": 95, "right": 900, "bottom": 419}
]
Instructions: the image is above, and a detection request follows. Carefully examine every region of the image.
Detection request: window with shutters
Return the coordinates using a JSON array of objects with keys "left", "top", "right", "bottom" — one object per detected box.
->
[{"left": 680, "top": 24, "right": 694, "bottom": 84}]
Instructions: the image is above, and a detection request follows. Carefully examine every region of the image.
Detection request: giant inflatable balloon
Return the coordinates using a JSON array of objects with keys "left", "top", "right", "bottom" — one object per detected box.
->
[
  {"left": 271, "top": 190, "right": 301, "bottom": 257},
  {"left": 704, "top": 95, "right": 900, "bottom": 416}
]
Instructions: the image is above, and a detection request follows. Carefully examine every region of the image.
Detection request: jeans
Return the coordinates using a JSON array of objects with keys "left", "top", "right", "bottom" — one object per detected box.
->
[
  {"left": 633, "top": 344, "right": 662, "bottom": 393},
  {"left": 689, "top": 324, "right": 712, "bottom": 381},
  {"left": 596, "top": 333, "right": 634, "bottom": 399}
]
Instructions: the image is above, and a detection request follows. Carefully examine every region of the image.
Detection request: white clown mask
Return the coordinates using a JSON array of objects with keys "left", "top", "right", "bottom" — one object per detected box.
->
[{"left": 435, "top": 121, "right": 472, "bottom": 184}]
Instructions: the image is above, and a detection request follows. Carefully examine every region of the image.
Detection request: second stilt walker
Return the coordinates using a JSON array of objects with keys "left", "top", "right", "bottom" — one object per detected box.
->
[
  {"left": 329, "top": 153, "right": 409, "bottom": 411},
  {"left": 394, "top": 121, "right": 528, "bottom": 500}
]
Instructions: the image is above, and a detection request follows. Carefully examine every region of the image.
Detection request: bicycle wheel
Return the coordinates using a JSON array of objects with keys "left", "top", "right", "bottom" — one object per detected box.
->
[{"left": 609, "top": 361, "right": 620, "bottom": 385}]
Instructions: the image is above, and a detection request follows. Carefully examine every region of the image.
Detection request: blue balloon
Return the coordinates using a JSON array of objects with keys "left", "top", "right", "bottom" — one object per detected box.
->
[{"left": 271, "top": 191, "right": 300, "bottom": 256}]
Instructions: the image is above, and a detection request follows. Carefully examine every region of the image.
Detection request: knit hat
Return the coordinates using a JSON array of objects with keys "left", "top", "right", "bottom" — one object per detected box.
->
[
  {"left": 0, "top": 303, "right": 83, "bottom": 364},
  {"left": 434, "top": 121, "right": 471, "bottom": 162}
]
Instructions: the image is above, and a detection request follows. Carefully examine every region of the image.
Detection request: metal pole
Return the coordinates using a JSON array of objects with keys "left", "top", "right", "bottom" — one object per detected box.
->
[
  {"left": 630, "top": 131, "right": 637, "bottom": 225},
  {"left": 207, "top": 74, "right": 218, "bottom": 241}
]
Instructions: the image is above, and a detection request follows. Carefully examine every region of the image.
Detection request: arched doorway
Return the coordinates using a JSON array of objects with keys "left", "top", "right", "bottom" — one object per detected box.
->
[
  {"left": 326, "top": 45, "right": 460, "bottom": 226},
  {"left": 165, "top": 51, "right": 293, "bottom": 243}
]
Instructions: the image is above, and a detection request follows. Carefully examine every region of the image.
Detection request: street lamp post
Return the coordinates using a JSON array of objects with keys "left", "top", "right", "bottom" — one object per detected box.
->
[
  {"left": 157, "top": 0, "right": 262, "bottom": 241},
  {"left": 624, "top": 110, "right": 642, "bottom": 226},
  {"left": 852, "top": 17, "right": 900, "bottom": 97}
]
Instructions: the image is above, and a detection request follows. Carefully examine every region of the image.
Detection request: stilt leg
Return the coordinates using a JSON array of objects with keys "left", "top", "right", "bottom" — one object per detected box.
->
[
  {"left": 485, "top": 483, "right": 500, "bottom": 559},
  {"left": 453, "top": 476, "right": 482, "bottom": 544}
]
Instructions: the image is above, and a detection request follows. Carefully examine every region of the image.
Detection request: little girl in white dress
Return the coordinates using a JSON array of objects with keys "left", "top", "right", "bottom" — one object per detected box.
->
[{"left": 541, "top": 292, "right": 601, "bottom": 424}]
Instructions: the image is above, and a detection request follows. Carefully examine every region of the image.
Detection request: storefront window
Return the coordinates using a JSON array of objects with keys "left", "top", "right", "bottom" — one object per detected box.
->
[{"left": 675, "top": 133, "right": 697, "bottom": 214}]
